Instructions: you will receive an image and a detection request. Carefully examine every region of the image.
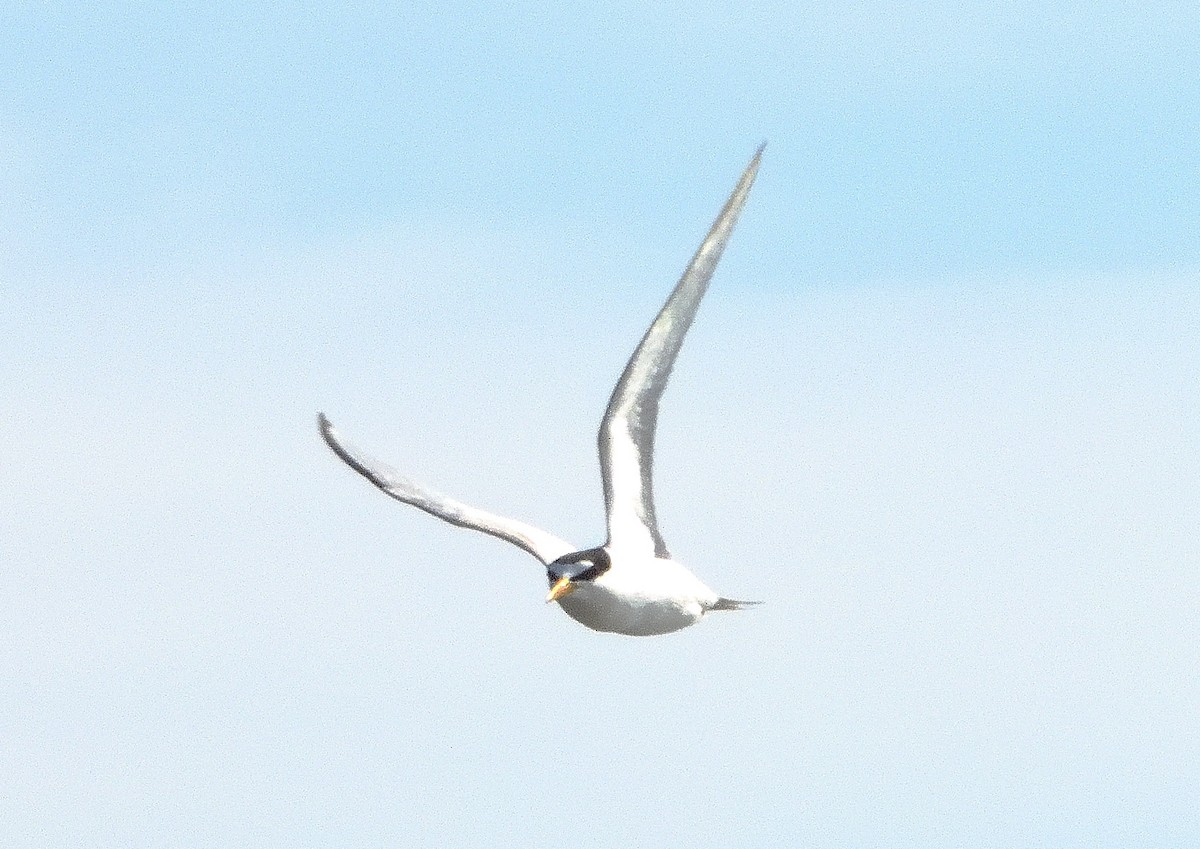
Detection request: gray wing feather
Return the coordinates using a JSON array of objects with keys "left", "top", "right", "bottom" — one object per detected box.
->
[
  {"left": 319, "top": 414, "right": 576, "bottom": 566},
  {"left": 599, "top": 145, "right": 764, "bottom": 557}
]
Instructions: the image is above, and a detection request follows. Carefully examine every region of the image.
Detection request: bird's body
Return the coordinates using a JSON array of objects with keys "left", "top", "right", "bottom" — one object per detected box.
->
[
  {"left": 554, "top": 547, "right": 721, "bottom": 636},
  {"left": 320, "top": 146, "right": 765, "bottom": 636}
]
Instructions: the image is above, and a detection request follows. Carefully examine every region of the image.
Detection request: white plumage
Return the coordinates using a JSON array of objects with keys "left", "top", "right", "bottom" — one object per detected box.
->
[{"left": 320, "top": 146, "right": 765, "bottom": 636}]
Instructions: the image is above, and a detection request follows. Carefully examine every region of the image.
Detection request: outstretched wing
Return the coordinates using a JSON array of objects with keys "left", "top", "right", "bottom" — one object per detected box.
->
[
  {"left": 319, "top": 414, "right": 576, "bottom": 566},
  {"left": 598, "top": 145, "right": 764, "bottom": 558}
]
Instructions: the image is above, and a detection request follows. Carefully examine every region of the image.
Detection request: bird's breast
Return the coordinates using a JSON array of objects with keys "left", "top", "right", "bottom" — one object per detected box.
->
[{"left": 554, "top": 555, "right": 715, "bottom": 636}]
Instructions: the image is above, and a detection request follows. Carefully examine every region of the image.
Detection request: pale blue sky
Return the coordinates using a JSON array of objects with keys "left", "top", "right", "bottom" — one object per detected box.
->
[{"left": 3, "top": 3, "right": 1198, "bottom": 847}]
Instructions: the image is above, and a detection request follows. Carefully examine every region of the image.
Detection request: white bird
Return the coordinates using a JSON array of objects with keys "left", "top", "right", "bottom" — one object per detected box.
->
[{"left": 320, "top": 145, "right": 764, "bottom": 636}]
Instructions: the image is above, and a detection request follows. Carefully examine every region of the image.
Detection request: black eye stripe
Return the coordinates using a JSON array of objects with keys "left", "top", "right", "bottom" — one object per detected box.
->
[
  {"left": 548, "top": 547, "right": 612, "bottom": 583},
  {"left": 574, "top": 563, "right": 605, "bottom": 582}
]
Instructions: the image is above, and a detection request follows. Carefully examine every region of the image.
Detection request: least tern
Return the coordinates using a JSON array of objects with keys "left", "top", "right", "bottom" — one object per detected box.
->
[{"left": 320, "top": 146, "right": 764, "bottom": 635}]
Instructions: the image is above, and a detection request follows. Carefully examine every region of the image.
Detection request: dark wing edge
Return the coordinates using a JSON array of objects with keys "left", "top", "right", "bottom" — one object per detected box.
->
[
  {"left": 318, "top": 413, "right": 576, "bottom": 566},
  {"left": 598, "top": 144, "right": 765, "bottom": 557}
]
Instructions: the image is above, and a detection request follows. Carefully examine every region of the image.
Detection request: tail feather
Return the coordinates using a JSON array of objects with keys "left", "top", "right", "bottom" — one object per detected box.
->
[{"left": 709, "top": 597, "right": 762, "bottom": 611}]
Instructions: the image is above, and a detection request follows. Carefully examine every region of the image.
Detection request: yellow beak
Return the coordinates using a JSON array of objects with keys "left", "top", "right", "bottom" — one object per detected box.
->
[{"left": 546, "top": 576, "right": 576, "bottom": 603}]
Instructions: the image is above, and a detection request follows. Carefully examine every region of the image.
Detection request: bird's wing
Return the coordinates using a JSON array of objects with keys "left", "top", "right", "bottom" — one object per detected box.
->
[
  {"left": 598, "top": 145, "right": 763, "bottom": 558},
  {"left": 319, "top": 414, "right": 576, "bottom": 566}
]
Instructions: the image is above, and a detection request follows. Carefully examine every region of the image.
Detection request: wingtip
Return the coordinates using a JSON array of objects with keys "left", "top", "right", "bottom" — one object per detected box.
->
[
  {"left": 734, "top": 143, "right": 765, "bottom": 195},
  {"left": 745, "top": 141, "right": 766, "bottom": 172},
  {"left": 317, "top": 412, "right": 340, "bottom": 450}
]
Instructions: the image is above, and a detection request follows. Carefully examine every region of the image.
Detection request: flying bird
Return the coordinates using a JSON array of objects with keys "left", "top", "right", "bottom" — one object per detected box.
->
[{"left": 320, "top": 146, "right": 765, "bottom": 635}]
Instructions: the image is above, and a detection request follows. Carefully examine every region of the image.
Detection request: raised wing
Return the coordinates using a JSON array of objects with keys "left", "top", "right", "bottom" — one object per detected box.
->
[
  {"left": 599, "top": 146, "right": 764, "bottom": 557},
  {"left": 319, "top": 414, "right": 576, "bottom": 566}
]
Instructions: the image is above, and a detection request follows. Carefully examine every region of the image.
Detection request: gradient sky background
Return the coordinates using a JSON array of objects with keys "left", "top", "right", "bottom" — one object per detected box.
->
[{"left": 3, "top": 3, "right": 1198, "bottom": 847}]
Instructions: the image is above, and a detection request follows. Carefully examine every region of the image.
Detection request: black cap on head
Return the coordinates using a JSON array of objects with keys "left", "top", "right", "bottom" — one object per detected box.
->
[{"left": 547, "top": 547, "right": 612, "bottom": 585}]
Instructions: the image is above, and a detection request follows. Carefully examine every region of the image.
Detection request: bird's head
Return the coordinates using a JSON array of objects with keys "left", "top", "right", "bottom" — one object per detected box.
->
[{"left": 545, "top": 547, "right": 612, "bottom": 603}]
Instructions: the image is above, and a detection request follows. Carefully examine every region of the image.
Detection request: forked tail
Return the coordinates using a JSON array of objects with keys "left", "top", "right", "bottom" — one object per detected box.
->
[{"left": 709, "top": 597, "right": 763, "bottom": 611}]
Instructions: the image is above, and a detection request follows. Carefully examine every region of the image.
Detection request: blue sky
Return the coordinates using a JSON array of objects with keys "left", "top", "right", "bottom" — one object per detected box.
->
[{"left": 3, "top": 3, "right": 1198, "bottom": 847}]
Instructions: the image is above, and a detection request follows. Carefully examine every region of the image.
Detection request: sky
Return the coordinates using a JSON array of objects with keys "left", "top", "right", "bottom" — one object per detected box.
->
[{"left": 2, "top": 3, "right": 1198, "bottom": 847}]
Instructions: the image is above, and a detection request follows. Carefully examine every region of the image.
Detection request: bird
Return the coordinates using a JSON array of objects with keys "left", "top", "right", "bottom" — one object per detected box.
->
[{"left": 319, "top": 145, "right": 765, "bottom": 636}]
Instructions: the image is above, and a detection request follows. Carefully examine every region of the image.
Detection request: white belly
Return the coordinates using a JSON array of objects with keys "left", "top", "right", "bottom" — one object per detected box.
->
[
  {"left": 555, "top": 554, "right": 719, "bottom": 636},
  {"left": 558, "top": 590, "right": 703, "bottom": 635}
]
